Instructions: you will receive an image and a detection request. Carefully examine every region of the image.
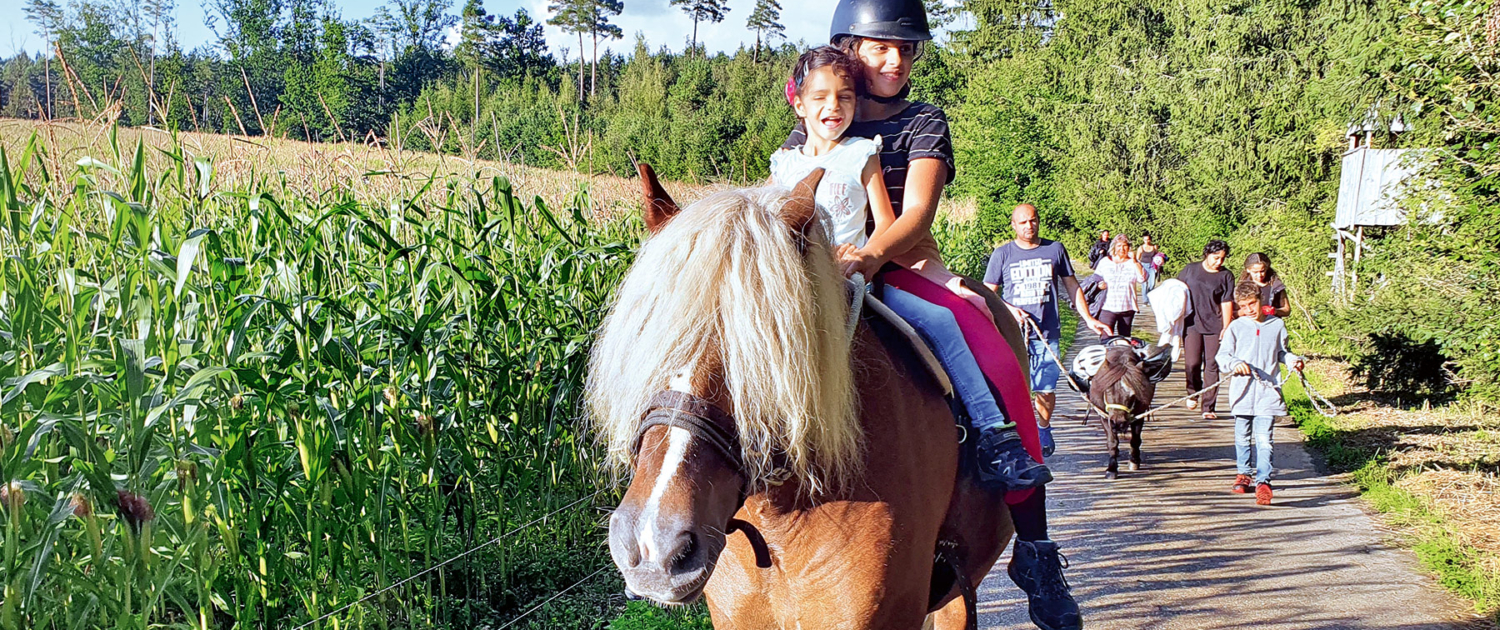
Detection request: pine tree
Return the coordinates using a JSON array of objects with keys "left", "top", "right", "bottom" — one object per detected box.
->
[
  {"left": 586, "top": 0, "right": 622, "bottom": 97},
  {"left": 21, "top": 0, "right": 62, "bottom": 118},
  {"left": 669, "top": 0, "right": 729, "bottom": 57},
  {"left": 745, "top": 0, "right": 782, "bottom": 63},
  {"left": 547, "top": 0, "right": 589, "bottom": 101}
]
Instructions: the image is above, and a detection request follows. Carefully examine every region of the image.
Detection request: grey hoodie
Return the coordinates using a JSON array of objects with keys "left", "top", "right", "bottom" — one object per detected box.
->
[{"left": 1215, "top": 316, "right": 1302, "bottom": 417}]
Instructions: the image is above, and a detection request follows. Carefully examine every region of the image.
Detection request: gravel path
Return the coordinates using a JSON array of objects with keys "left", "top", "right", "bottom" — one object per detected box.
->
[{"left": 977, "top": 304, "right": 1484, "bottom": 630}]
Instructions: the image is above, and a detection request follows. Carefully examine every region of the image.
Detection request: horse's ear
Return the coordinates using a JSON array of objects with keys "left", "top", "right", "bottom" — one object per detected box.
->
[
  {"left": 638, "top": 162, "right": 679, "bottom": 234},
  {"left": 781, "top": 168, "right": 824, "bottom": 242}
]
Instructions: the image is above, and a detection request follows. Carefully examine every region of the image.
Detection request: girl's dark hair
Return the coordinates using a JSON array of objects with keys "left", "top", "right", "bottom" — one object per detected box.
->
[
  {"left": 1240, "top": 252, "right": 1279, "bottom": 285},
  {"left": 791, "top": 46, "right": 866, "bottom": 100},
  {"left": 1203, "top": 239, "right": 1231, "bottom": 258}
]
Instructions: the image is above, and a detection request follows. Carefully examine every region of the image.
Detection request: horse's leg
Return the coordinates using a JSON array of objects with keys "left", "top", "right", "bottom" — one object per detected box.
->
[
  {"left": 1105, "top": 423, "right": 1120, "bottom": 480},
  {"left": 928, "top": 591, "right": 972, "bottom": 630},
  {"left": 1129, "top": 420, "right": 1144, "bottom": 471}
]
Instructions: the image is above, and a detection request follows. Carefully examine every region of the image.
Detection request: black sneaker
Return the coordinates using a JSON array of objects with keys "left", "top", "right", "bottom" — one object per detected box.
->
[
  {"left": 1008, "top": 539, "right": 1082, "bottom": 630},
  {"left": 975, "top": 424, "right": 1053, "bottom": 491}
]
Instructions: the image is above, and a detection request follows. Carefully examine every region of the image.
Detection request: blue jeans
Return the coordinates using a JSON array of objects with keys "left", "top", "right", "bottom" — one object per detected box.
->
[
  {"left": 1143, "top": 266, "right": 1159, "bottom": 293},
  {"left": 882, "top": 287, "right": 1010, "bottom": 431},
  {"left": 1027, "top": 338, "right": 1062, "bottom": 394},
  {"left": 1235, "top": 415, "right": 1275, "bottom": 484}
]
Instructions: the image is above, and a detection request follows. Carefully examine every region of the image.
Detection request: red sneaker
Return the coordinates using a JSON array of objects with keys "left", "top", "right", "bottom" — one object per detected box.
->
[
  {"left": 1231, "top": 475, "right": 1252, "bottom": 494},
  {"left": 1256, "top": 483, "right": 1273, "bottom": 505}
]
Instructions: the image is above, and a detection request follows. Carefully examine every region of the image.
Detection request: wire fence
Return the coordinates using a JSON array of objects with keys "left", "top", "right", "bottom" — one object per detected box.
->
[{"left": 292, "top": 488, "right": 613, "bottom": 630}]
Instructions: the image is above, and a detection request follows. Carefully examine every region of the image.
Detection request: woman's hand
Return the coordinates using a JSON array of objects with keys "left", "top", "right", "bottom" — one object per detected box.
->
[{"left": 838, "top": 245, "right": 883, "bottom": 279}]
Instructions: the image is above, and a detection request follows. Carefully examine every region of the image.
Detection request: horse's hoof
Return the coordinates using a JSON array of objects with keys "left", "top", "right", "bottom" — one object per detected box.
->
[
  {"left": 1104, "top": 470, "right": 1117, "bottom": 480},
  {"left": 1128, "top": 461, "right": 1140, "bottom": 472}
]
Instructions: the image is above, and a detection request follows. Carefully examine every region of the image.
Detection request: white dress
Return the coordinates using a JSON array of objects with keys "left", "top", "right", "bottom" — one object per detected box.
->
[{"left": 769, "top": 136, "right": 881, "bottom": 248}]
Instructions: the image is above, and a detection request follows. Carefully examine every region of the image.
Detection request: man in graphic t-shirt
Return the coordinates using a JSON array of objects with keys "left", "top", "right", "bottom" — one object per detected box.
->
[{"left": 986, "top": 204, "right": 1114, "bottom": 457}]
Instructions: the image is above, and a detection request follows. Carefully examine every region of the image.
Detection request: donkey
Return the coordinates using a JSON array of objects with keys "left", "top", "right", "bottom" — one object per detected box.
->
[
  {"left": 1088, "top": 346, "right": 1156, "bottom": 479},
  {"left": 590, "top": 165, "right": 1025, "bottom": 629}
]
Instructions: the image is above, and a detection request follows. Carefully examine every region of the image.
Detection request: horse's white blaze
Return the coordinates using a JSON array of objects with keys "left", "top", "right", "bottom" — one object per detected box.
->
[{"left": 639, "top": 426, "right": 691, "bottom": 562}]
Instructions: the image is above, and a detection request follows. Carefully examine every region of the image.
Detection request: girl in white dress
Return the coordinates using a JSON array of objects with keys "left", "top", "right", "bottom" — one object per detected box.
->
[{"left": 769, "top": 47, "right": 895, "bottom": 260}]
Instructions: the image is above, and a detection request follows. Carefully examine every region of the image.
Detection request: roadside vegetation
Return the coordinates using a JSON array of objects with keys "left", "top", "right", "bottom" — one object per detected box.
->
[{"left": 1288, "top": 363, "right": 1500, "bottom": 622}]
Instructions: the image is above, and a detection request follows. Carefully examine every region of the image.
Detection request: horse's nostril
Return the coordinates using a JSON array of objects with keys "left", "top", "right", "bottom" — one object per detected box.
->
[{"left": 670, "top": 532, "right": 700, "bottom": 572}]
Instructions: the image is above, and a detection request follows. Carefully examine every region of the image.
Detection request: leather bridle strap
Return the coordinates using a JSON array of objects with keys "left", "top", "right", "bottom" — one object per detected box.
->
[{"left": 631, "top": 390, "right": 746, "bottom": 478}]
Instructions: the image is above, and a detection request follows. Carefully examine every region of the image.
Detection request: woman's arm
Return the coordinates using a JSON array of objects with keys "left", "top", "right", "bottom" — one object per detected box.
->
[
  {"left": 858, "top": 157, "right": 945, "bottom": 265},
  {"left": 841, "top": 155, "right": 899, "bottom": 278}
]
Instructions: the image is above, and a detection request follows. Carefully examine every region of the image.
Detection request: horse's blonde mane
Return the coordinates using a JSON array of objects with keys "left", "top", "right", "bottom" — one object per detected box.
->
[{"left": 587, "top": 186, "right": 860, "bottom": 495}]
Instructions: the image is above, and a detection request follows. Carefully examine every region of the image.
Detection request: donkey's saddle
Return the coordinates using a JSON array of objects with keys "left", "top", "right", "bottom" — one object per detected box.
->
[{"left": 1066, "top": 336, "right": 1174, "bottom": 397}]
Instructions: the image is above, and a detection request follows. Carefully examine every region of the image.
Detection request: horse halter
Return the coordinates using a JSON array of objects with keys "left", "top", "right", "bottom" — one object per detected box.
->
[
  {"left": 628, "top": 390, "right": 776, "bottom": 569},
  {"left": 630, "top": 390, "right": 746, "bottom": 479}
]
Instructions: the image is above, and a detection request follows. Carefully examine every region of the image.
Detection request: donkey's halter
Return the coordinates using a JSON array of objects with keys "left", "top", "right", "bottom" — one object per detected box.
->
[
  {"left": 1103, "top": 403, "right": 1137, "bottom": 421},
  {"left": 631, "top": 391, "right": 746, "bottom": 477}
]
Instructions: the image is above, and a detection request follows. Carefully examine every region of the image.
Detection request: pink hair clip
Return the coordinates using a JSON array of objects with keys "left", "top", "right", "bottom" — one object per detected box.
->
[{"left": 785, "top": 76, "right": 797, "bottom": 106}]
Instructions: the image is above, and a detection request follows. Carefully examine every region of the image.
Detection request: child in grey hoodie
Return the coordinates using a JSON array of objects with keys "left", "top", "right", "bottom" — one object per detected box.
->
[{"left": 1216, "top": 281, "right": 1304, "bottom": 505}]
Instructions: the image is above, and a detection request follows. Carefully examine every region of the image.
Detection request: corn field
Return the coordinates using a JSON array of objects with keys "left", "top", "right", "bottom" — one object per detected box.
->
[{"left": 0, "top": 126, "right": 639, "bottom": 629}]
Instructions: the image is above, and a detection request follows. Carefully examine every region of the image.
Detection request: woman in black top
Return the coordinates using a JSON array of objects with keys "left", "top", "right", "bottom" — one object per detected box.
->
[{"left": 783, "top": 2, "right": 1082, "bottom": 628}]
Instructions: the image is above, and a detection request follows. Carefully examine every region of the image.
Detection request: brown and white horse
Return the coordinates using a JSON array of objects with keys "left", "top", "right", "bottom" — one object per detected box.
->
[{"left": 587, "top": 165, "right": 1022, "bottom": 629}]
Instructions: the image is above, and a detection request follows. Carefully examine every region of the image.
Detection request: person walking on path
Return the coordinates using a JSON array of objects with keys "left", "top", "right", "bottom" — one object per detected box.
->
[
  {"left": 1087, "top": 229, "right": 1111, "bottom": 267},
  {"left": 1137, "top": 231, "right": 1166, "bottom": 293},
  {"left": 1241, "top": 252, "right": 1290, "bottom": 318},
  {"left": 1217, "top": 281, "right": 1304, "bottom": 505},
  {"left": 1175, "top": 239, "right": 1235, "bottom": 420},
  {"left": 986, "top": 204, "right": 1115, "bottom": 459},
  {"left": 1092, "top": 234, "right": 1145, "bottom": 337}
]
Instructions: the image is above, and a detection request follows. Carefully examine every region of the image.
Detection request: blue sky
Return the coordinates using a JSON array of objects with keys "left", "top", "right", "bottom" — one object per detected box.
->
[{"left": 0, "top": 0, "right": 854, "bottom": 60}]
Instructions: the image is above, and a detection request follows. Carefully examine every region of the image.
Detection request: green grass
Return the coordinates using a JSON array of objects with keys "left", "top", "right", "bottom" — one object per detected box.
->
[
  {"left": 1286, "top": 376, "right": 1500, "bottom": 622},
  {"left": 0, "top": 127, "right": 640, "bottom": 629}
]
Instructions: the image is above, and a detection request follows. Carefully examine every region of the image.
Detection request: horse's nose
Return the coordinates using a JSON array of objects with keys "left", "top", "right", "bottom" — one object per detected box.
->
[{"left": 608, "top": 510, "right": 643, "bottom": 569}]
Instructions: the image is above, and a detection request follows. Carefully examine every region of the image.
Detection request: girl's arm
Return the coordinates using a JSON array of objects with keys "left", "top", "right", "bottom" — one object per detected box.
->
[
  {"left": 858, "top": 157, "right": 946, "bottom": 266},
  {"left": 840, "top": 155, "right": 898, "bottom": 278},
  {"left": 1274, "top": 289, "right": 1292, "bottom": 318}
]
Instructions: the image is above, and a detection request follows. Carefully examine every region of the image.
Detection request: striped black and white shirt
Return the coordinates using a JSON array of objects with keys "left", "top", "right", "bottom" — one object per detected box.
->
[{"left": 781, "top": 102, "right": 956, "bottom": 227}]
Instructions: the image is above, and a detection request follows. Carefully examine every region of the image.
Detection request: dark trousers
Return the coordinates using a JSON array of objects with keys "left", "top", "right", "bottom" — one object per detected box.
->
[
  {"left": 1099, "top": 310, "right": 1135, "bottom": 337},
  {"left": 1184, "top": 331, "right": 1222, "bottom": 413}
]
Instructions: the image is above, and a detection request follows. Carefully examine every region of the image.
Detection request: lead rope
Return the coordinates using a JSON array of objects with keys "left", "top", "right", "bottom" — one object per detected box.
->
[
  {"left": 1021, "top": 317, "right": 1111, "bottom": 418},
  {"left": 1022, "top": 316, "right": 1309, "bottom": 422},
  {"left": 1298, "top": 371, "right": 1339, "bottom": 417},
  {"left": 845, "top": 272, "right": 865, "bottom": 344}
]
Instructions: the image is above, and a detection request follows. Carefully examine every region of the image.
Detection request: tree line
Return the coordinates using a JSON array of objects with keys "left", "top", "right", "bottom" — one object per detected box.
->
[{"left": 1, "top": 0, "right": 1494, "bottom": 397}]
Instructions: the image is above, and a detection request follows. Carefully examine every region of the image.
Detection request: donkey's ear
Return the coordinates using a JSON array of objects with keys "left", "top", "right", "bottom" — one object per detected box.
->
[
  {"left": 637, "top": 162, "right": 679, "bottom": 234},
  {"left": 781, "top": 168, "right": 824, "bottom": 242}
]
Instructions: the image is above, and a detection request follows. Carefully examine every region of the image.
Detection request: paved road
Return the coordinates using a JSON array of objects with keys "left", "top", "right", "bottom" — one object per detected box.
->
[{"left": 977, "top": 305, "right": 1484, "bottom": 630}]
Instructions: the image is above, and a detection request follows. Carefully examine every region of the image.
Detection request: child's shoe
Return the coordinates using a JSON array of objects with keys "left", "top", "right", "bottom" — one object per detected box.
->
[
  {"left": 1231, "top": 475, "right": 1252, "bottom": 494},
  {"left": 976, "top": 424, "right": 1053, "bottom": 491},
  {"left": 1256, "top": 482, "right": 1273, "bottom": 505}
]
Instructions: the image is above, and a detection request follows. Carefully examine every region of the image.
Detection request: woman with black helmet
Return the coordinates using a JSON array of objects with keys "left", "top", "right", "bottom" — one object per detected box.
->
[{"left": 781, "top": 2, "right": 1082, "bottom": 628}]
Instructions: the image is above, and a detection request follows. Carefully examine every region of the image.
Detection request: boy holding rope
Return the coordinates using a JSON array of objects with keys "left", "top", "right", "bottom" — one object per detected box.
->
[{"left": 1216, "top": 281, "right": 1304, "bottom": 505}]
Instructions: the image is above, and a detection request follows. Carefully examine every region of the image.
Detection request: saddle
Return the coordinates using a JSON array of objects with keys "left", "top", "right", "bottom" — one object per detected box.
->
[
  {"left": 1066, "top": 335, "right": 1174, "bottom": 397},
  {"left": 854, "top": 284, "right": 955, "bottom": 398}
]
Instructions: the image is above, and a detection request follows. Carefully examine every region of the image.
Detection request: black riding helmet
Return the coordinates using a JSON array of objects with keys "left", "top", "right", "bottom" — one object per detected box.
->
[{"left": 829, "top": 0, "right": 932, "bottom": 44}]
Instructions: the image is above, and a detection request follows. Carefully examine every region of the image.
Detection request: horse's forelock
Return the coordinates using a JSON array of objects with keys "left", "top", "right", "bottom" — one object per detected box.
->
[
  {"left": 586, "top": 186, "right": 860, "bottom": 497},
  {"left": 1092, "top": 347, "right": 1152, "bottom": 416}
]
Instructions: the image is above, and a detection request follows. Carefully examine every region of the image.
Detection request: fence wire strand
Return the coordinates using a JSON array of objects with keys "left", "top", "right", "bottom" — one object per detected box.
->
[{"left": 292, "top": 487, "right": 609, "bottom": 630}]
